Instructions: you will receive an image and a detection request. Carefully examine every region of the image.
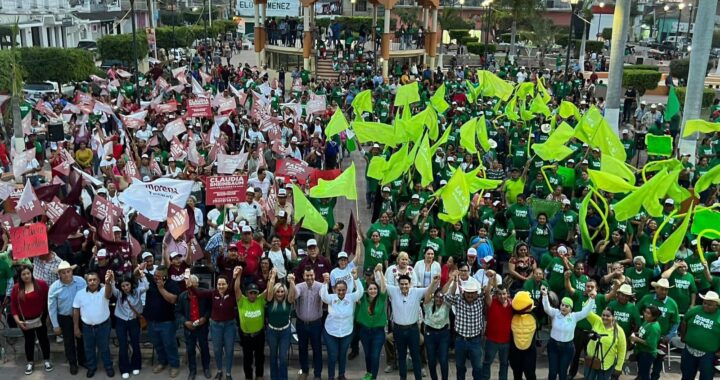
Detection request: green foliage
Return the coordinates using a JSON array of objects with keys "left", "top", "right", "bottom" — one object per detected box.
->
[
  {"left": 153, "top": 20, "right": 238, "bottom": 50},
  {"left": 713, "top": 28, "right": 720, "bottom": 49},
  {"left": 583, "top": 40, "right": 604, "bottom": 54},
  {"left": 448, "top": 29, "right": 470, "bottom": 41},
  {"left": 499, "top": 33, "right": 512, "bottom": 43},
  {"left": 466, "top": 43, "right": 497, "bottom": 56},
  {"left": 437, "top": 8, "right": 472, "bottom": 30},
  {"left": 624, "top": 64, "right": 659, "bottom": 71},
  {"left": 0, "top": 50, "right": 23, "bottom": 93},
  {"left": 601, "top": 28, "right": 612, "bottom": 40},
  {"left": 460, "top": 36, "right": 479, "bottom": 46},
  {"left": 97, "top": 33, "right": 149, "bottom": 65},
  {"left": 18, "top": 47, "right": 96, "bottom": 85},
  {"left": 622, "top": 70, "right": 662, "bottom": 95},
  {"left": 676, "top": 87, "right": 715, "bottom": 108},
  {"left": 670, "top": 59, "right": 690, "bottom": 81}
]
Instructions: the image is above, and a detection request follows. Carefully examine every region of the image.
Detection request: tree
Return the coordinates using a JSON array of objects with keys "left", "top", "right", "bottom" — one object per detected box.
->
[
  {"left": 527, "top": 18, "right": 556, "bottom": 67},
  {"left": 496, "top": 0, "right": 544, "bottom": 64},
  {"left": 97, "top": 33, "right": 149, "bottom": 65},
  {"left": 437, "top": 8, "right": 472, "bottom": 54},
  {"left": 622, "top": 70, "right": 662, "bottom": 95},
  {"left": 18, "top": 48, "right": 96, "bottom": 87}
]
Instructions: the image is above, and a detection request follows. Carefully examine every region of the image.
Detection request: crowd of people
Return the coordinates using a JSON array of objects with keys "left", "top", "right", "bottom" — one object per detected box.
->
[{"left": 1, "top": 33, "right": 720, "bottom": 380}]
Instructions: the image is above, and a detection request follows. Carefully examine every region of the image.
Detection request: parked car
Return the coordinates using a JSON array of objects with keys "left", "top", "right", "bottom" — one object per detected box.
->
[
  {"left": 242, "top": 33, "right": 254, "bottom": 50},
  {"left": 23, "top": 81, "right": 74, "bottom": 100}
]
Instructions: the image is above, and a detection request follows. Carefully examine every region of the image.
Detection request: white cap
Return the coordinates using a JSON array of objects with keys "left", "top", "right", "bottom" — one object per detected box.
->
[
  {"left": 372, "top": 143, "right": 381, "bottom": 149},
  {"left": 567, "top": 159, "right": 575, "bottom": 163},
  {"left": 307, "top": 239, "right": 318, "bottom": 247},
  {"left": 278, "top": 188, "right": 287, "bottom": 196},
  {"left": 382, "top": 186, "right": 391, "bottom": 192},
  {"left": 411, "top": 194, "right": 420, "bottom": 200},
  {"left": 291, "top": 136, "right": 298, "bottom": 143},
  {"left": 665, "top": 198, "right": 675, "bottom": 205},
  {"left": 581, "top": 159, "right": 589, "bottom": 164},
  {"left": 277, "top": 210, "right": 286, "bottom": 218},
  {"left": 557, "top": 246, "right": 568, "bottom": 255},
  {"left": 169, "top": 251, "right": 181, "bottom": 259},
  {"left": 640, "top": 100, "right": 647, "bottom": 105},
  {"left": 492, "top": 200, "right": 501, "bottom": 207},
  {"left": 562, "top": 199, "right": 571, "bottom": 205},
  {"left": 112, "top": 226, "right": 122, "bottom": 232},
  {"left": 483, "top": 193, "right": 491, "bottom": 198},
  {"left": 241, "top": 225, "right": 253, "bottom": 233},
  {"left": 337, "top": 251, "right": 349, "bottom": 259},
  {"left": 439, "top": 180, "right": 448, "bottom": 186},
  {"left": 447, "top": 156, "right": 455, "bottom": 162},
  {"left": 141, "top": 252, "right": 153, "bottom": 260},
  {"left": 622, "top": 129, "right": 629, "bottom": 134},
  {"left": 246, "top": 188, "right": 255, "bottom": 194},
  {"left": 651, "top": 104, "right": 657, "bottom": 109},
  {"left": 141, "top": 154, "right": 149, "bottom": 159},
  {"left": 467, "top": 247, "right": 478, "bottom": 257},
  {"left": 97, "top": 249, "right": 108, "bottom": 258},
  {"left": 97, "top": 188, "right": 108, "bottom": 194},
  {"left": 541, "top": 124, "right": 551, "bottom": 133}
]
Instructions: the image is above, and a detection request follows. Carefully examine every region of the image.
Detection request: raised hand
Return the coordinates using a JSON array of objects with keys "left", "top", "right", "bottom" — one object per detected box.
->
[
  {"left": 351, "top": 268, "right": 358, "bottom": 280},
  {"left": 287, "top": 274, "right": 296, "bottom": 283},
  {"left": 323, "top": 272, "right": 330, "bottom": 284}
]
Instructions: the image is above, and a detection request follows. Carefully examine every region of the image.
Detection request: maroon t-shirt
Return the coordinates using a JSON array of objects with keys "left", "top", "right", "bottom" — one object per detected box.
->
[{"left": 168, "top": 262, "right": 190, "bottom": 292}]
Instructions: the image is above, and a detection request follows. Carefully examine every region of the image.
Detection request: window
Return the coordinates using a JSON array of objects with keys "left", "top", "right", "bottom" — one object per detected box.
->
[{"left": 355, "top": 0, "right": 367, "bottom": 12}]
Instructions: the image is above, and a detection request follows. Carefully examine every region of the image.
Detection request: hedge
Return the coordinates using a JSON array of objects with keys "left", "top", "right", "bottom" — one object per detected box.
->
[
  {"left": 97, "top": 33, "right": 149, "bottom": 64},
  {"left": 448, "top": 29, "right": 470, "bottom": 41},
  {"left": 670, "top": 59, "right": 690, "bottom": 82},
  {"left": 582, "top": 40, "right": 605, "bottom": 54},
  {"left": 622, "top": 70, "right": 662, "bottom": 95},
  {"left": 19, "top": 47, "right": 96, "bottom": 86},
  {"left": 676, "top": 87, "right": 716, "bottom": 108},
  {"left": 466, "top": 43, "right": 497, "bottom": 56},
  {"left": 0, "top": 50, "right": 22, "bottom": 92},
  {"left": 601, "top": 28, "right": 612, "bottom": 40},
  {"left": 624, "top": 64, "right": 659, "bottom": 71},
  {"left": 460, "top": 35, "right": 479, "bottom": 46}
]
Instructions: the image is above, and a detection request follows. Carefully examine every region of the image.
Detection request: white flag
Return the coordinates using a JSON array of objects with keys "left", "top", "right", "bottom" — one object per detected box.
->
[{"left": 119, "top": 178, "right": 194, "bottom": 221}]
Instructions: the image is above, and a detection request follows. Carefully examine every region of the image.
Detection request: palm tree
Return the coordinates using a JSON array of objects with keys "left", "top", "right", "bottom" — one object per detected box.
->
[
  {"left": 605, "top": 0, "right": 631, "bottom": 133},
  {"left": 577, "top": 1, "right": 594, "bottom": 72},
  {"left": 679, "top": 0, "right": 718, "bottom": 156},
  {"left": 496, "top": 0, "right": 544, "bottom": 64},
  {"left": 528, "top": 19, "right": 555, "bottom": 68},
  {"left": 437, "top": 7, "right": 470, "bottom": 54}
]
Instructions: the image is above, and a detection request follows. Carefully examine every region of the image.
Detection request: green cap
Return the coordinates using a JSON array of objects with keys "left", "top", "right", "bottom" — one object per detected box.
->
[{"left": 561, "top": 297, "right": 574, "bottom": 309}]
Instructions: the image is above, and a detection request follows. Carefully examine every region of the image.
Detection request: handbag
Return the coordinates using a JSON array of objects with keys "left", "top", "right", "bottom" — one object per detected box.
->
[
  {"left": 18, "top": 304, "right": 42, "bottom": 329},
  {"left": 585, "top": 325, "right": 618, "bottom": 371},
  {"left": 127, "top": 300, "right": 148, "bottom": 330}
]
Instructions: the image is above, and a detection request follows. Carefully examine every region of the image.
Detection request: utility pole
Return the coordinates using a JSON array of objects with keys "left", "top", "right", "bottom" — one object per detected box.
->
[
  {"left": 130, "top": 0, "right": 140, "bottom": 105},
  {"left": 604, "top": 0, "right": 630, "bottom": 134}
]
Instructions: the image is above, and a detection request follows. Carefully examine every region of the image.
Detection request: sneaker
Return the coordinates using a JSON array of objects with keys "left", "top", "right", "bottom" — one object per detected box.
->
[
  {"left": 132, "top": 370, "right": 141, "bottom": 376},
  {"left": 384, "top": 364, "right": 396, "bottom": 373},
  {"left": 56, "top": 336, "right": 64, "bottom": 344},
  {"left": 169, "top": 368, "right": 180, "bottom": 378},
  {"left": 153, "top": 365, "right": 167, "bottom": 374},
  {"left": 44, "top": 361, "right": 54, "bottom": 372},
  {"left": 362, "top": 373, "right": 373, "bottom": 380},
  {"left": 25, "top": 362, "right": 33, "bottom": 375},
  {"left": 422, "top": 369, "right": 427, "bottom": 377},
  {"left": 122, "top": 374, "right": 130, "bottom": 379}
]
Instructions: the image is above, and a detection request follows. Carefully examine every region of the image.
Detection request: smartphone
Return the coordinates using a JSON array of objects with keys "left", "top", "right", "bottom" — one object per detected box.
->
[{"left": 184, "top": 269, "right": 191, "bottom": 279}]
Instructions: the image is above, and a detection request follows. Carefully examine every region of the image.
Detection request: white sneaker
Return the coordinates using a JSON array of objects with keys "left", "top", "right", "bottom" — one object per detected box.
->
[
  {"left": 44, "top": 361, "right": 54, "bottom": 372},
  {"left": 132, "top": 370, "right": 141, "bottom": 375},
  {"left": 384, "top": 365, "right": 396, "bottom": 373},
  {"left": 25, "top": 362, "right": 33, "bottom": 375},
  {"left": 56, "top": 336, "right": 64, "bottom": 343},
  {"left": 122, "top": 373, "right": 130, "bottom": 379}
]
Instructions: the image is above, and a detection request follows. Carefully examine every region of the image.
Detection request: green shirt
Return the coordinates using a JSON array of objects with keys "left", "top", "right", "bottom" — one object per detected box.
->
[
  {"left": 607, "top": 300, "right": 641, "bottom": 336},
  {"left": 668, "top": 271, "right": 698, "bottom": 313},
  {"left": 420, "top": 237, "right": 445, "bottom": 257},
  {"left": 364, "top": 241, "right": 389, "bottom": 270},
  {"left": 444, "top": 230, "right": 467, "bottom": 259},
  {"left": 637, "top": 294, "right": 679, "bottom": 336},
  {"left": 624, "top": 267, "right": 655, "bottom": 301},
  {"left": 687, "top": 252, "right": 717, "bottom": 290},
  {"left": 523, "top": 279, "right": 549, "bottom": 304},
  {"left": 266, "top": 301, "right": 293, "bottom": 328},
  {"left": 635, "top": 321, "right": 661, "bottom": 357},
  {"left": 367, "top": 223, "right": 398, "bottom": 253},
  {"left": 355, "top": 292, "right": 388, "bottom": 328},
  {"left": 237, "top": 296, "right": 266, "bottom": 334},
  {"left": 507, "top": 204, "right": 530, "bottom": 230},
  {"left": 553, "top": 210, "right": 579, "bottom": 242},
  {"left": 682, "top": 306, "right": 720, "bottom": 353},
  {"left": 575, "top": 293, "right": 607, "bottom": 331},
  {"left": 0, "top": 256, "right": 12, "bottom": 296},
  {"left": 547, "top": 256, "right": 569, "bottom": 293}
]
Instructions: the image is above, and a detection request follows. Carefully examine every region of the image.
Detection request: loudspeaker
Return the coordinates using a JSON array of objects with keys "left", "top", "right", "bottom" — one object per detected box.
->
[{"left": 48, "top": 122, "right": 64, "bottom": 142}]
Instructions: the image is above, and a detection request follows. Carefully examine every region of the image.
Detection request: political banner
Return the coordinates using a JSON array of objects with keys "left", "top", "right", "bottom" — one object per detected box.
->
[
  {"left": 163, "top": 118, "right": 186, "bottom": 141},
  {"left": 10, "top": 223, "right": 48, "bottom": 259},
  {"left": 16, "top": 180, "right": 43, "bottom": 223},
  {"left": 218, "top": 97, "right": 237, "bottom": 115},
  {"left": 186, "top": 97, "right": 212, "bottom": 118},
  {"left": 167, "top": 202, "right": 189, "bottom": 239},
  {"left": 154, "top": 101, "right": 178, "bottom": 114},
  {"left": 236, "top": 0, "right": 300, "bottom": 18},
  {"left": 205, "top": 175, "right": 248, "bottom": 206},
  {"left": 121, "top": 110, "right": 148, "bottom": 129},
  {"left": 119, "top": 178, "right": 194, "bottom": 221},
  {"left": 44, "top": 198, "right": 68, "bottom": 224},
  {"left": 276, "top": 158, "right": 312, "bottom": 184},
  {"left": 47, "top": 207, "right": 86, "bottom": 246}
]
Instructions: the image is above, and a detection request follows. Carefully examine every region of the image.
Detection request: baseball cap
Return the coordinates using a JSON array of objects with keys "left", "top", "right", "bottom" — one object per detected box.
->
[
  {"left": 246, "top": 283, "right": 260, "bottom": 294},
  {"left": 97, "top": 188, "right": 108, "bottom": 194},
  {"left": 382, "top": 186, "right": 391, "bottom": 192},
  {"left": 411, "top": 194, "right": 420, "bottom": 200},
  {"left": 291, "top": 136, "right": 298, "bottom": 143},
  {"left": 241, "top": 225, "right": 253, "bottom": 233},
  {"left": 96, "top": 249, "right": 108, "bottom": 259},
  {"left": 277, "top": 210, "right": 287, "bottom": 218},
  {"left": 112, "top": 226, "right": 122, "bottom": 233},
  {"left": 228, "top": 243, "right": 238, "bottom": 251},
  {"left": 141, "top": 252, "right": 153, "bottom": 260},
  {"left": 562, "top": 199, "right": 571, "bottom": 205},
  {"left": 278, "top": 189, "right": 287, "bottom": 196},
  {"left": 337, "top": 251, "right": 349, "bottom": 259},
  {"left": 467, "top": 248, "right": 477, "bottom": 257},
  {"left": 306, "top": 239, "right": 318, "bottom": 247},
  {"left": 246, "top": 188, "right": 255, "bottom": 194},
  {"left": 622, "top": 129, "right": 629, "bottom": 134},
  {"left": 483, "top": 193, "right": 491, "bottom": 198},
  {"left": 372, "top": 143, "right": 381, "bottom": 149},
  {"left": 665, "top": 198, "right": 675, "bottom": 205},
  {"left": 169, "top": 251, "right": 181, "bottom": 259},
  {"left": 364, "top": 267, "right": 374, "bottom": 276}
]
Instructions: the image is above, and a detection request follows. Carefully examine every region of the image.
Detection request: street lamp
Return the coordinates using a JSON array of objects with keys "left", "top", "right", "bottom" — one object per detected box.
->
[
  {"left": 129, "top": 0, "right": 139, "bottom": 105},
  {"left": 675, "top": 3, "right": 685, "bottom": 50},
  {"left": 459, "top": 0, "right": 464, "bottom": 14},
  {"left": 660, "top": 4, "right": 670, "bottom": 42},
  {"left": 351, "top": 0, "right": 355, "bottom": 17},
  {"left": 564, "top": 0, "right": 580, "bottom": 81},
  {"left": 596, "top": 2, "right": 605, "bottom": 39},
  {"left": 482, "top": 0, "right": 493, "bottom": 68}
]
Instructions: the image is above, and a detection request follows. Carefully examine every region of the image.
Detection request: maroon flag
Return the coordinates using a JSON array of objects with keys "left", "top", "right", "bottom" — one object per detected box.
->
[
  {"left": 98, "top": 202, "right": 122, "bottom": 242},
  {"left": 44, "top": 197, "right": 69, "bottom": 224},
  {"left": 128, "top": 232, "right": 142, "bottom": 258},
  {"left": 167, "top": 202, "right": 189, "bottom": 239},
  {"left": 34, "top": 184, "right": 62, "bottom": 203},
  {"left": 185, "top": 205, "right": 196, "bottom": 241},
  {"left": 189, "top": 238, "right": 204, "bottom": 261},
  {"left": 90, "top": 194, "right": 112, "bottom": 220},
  {"left": 293, "top": 217, "right": 304, "bottom": 236},
  {"left": 52, "top": 161, "right": 71, "bottom": 177},
  {"left": 309, "top": 169, "right": 342, "bottom": 187},
  {"left": 47, "top": 207, "right": 87, "bottom": 245},
  {"left": 343, "top": 212, "right": 357, "bottom": 256},
  {"left": 136, "top": 213, "right": 160, "bottom": 231},
  {"left": 63, "top": 171, "right": 82, "bottom": 205}
]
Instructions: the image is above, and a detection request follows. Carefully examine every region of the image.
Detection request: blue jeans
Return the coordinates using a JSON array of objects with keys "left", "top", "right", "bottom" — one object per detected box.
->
[
  {"left": 147, "top": 320, "right": 180, "bottom": 368},
  {"left": 115, "top": 318, "right": 141, "bottom": 374},
  {"left": 395, "top": 325, "right": 422, "bottom": 380},
  {"left": 324, "top": 329, "right": 352, "bottom": 380},
  {"left": 266, "top": 326, "right": 291, "bottom": 380},
  {"left": 360, "top": 326, "right": 385, "bottom": 379},
  {"left": 481, "top": 340, "right": 509, "bottom": 380},
  {"left": 210, "top": 320, "right": 236, "bottom": 374},
  {"left": 425, "top": 327, "right": 450, "bottom": 380},
  {"left": 680, "top": 347, "right": 715, "bottom": 380},
  {"left": 547, "top": 338, "right": 575, "bottom": 380},
  {"left": 296, "top": 319, "right": 323, "bottom": 378},
  {"left": 583, "top": 365, "right": 614, "bottom": 380},
  {"left": 455, "top": 334, "right": 483, "bottom": 380},
  {"left": 184, "top": 325, "right": 210, "bottom": 373},
  {"left": 636, "top": 352, "right": 655, "bottom": 380},
  {"left": 82, "top": 319, "right": 112, "bottom": 372}
]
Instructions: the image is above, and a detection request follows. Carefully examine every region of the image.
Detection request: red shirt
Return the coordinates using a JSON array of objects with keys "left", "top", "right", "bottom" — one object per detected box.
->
[
  {"left": 237, "top": 240, "right": 263, "bottom": 275},
  {"left": 275, "top": 224, "right": 294, "bottom": 249},
  {"left": 11, "top": 279, "right": 49, "bottom": 319},
  {"left": 485, "top": 298, "right": 513, "bottom": 344}
]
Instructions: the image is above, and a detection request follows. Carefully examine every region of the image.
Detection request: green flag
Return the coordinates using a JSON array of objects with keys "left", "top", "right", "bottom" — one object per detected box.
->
[
  {"left": 477, "top": 70, "right": 514, "bottom": 101},
  {"left": 683, "top": 119, "right": 720, "bottom": 137},
  {"left": 557, "top": 166, "right": 576, "bottom": 187},
  {"left": 325, "top": 107, "right": 350, "bottom": 138},
  {"left": 416, "top": 134, "right": 434, "bottom": 187},
  {"left": 309, "top": 162, "right": 358, "bottom": 200},
  {"left": 351, "top": 90, "right": 373, "bottom": 116},
  {"left": 559, "top": 101, "right": 581, "bottom": 120},
  {"left": 504, "top": 96, "right": 519, "bottom": 121},
  {"left": 695, "top": 164, "right": 720, "bottom": 195},
  {"left": 529, "top": 95, "right": 551, "bottom": 117},
  {"left": 367, "top": 156, "right": 387, "bottom": 180},
  {"left": 664, "top": 86, "right": 681, "bottom": 121},
  {"left": 515, "top": 82, "right": 535, "bottom": 100},
  {"left": 645, "top": 134, "right": 674, "bottom": 157},
  {"left": 655, "top": 206, "right": 692, "bottom": 264},
  {"left": 437, "top": 168, "right": 470, "bottom": 223},
  {"left": 353, "top": 121, "right": 398, "bottom": 146},
  {"left": 601, "top": 154, "right": 636, "bottom": 185},
  {"left": 537, "top": 77, "right": 552, "bottom": 103},
  {"left": 291, "top": 184, "right": 328, "bottom": 234},
  {"left": 430, "top": 84, "right": 450, "bottom": 114},
  {"left": 430, "top": 127, "right": 452, "bottom": 152},
  {"left": 530, "top": 199, "right": 562, "bottom": 219},
  {"left": 381, "top": 143, "right": 410, "bottom": 184},
  {"left": 532, "top": 122, "right": 575, "bottom": 161},
  {"left": 613, "top": 170, "right": 669, "bottom": 221},
  {"left": 588, "top": 169, "right": 638, "bottom": 193},
  {"left": 394, "top": 81, "right": 420, "bottom": 106},
  {"left": 574, "top": 106, "right": 627, "bottom": 161},
  {"left": 691, "top": 209, "right": 720, "bottom": 239},
  {"left": 579, "top": 193, "right": 594, "bottom": 251},
  {"left": 476, "top": 116, "right": 490, "bottom": 152},
  {"left": 460, "top": 118, "right": 478, "bottom": 154}
]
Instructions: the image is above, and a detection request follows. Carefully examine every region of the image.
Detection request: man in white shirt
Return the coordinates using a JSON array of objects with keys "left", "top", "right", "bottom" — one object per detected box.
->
[
  {"left": 386, "top": 274, "right": 439, "bottom": 380},
  {"left": 248, "top": 168, "right": 274, "bottom": 198},
  {"left": 72, "top": 271, "right": 114, "bottom": 378},
  {"left": 264, "top": 235, "right": 296, "bottom": 279},
  {"left": 236, "top": 188, "right": 264, "bottom": 229},
  {"left": 473, "top": 256, "right": 503, "bottom": 288}
]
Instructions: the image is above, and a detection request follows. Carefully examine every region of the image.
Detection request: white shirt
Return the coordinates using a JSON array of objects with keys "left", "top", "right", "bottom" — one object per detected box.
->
[
  {"left": 385, "top": 265, "right": 417, "bottom": 288},
  {"left": 266, "top": 249, "right": 292, "bottom": 278},
  {"left": 472, "top": 269, "right": 503, "bottom": 289},
  {"left": 207, "top": 208, "right": 221, "bottom": 235},
  {"left": 542, "top": 295, "right": 594, "bottom": 343},
  {"left": 248, "top": 175, "right": 273, "bottom": 198},
  {"left": 236, "top": 201, "right": 262, "bottom": 228},
  {"left": 320, "top": 280, "right": 364, "bottom": 337},
  {"left": 412, "top": 260, "right": 441, "bottom": 288},
  {"left": 72, "top": 287, "right": 111, "bottom": 325},
  {"left": 386, "top": 285, "right": 427, "bottom": 325},
  {"left": 330, "top": 262, "right": 357, "bottom": 294},
  {"left": 135, "top": 128, "right": 152, "bottom": 141}
]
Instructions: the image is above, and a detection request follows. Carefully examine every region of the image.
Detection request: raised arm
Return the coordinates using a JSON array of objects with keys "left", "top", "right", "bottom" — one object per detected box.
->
[
  {"left": 287, "top": 274, "right": 297, "bottom": 303},
  {"left": 375, "top": 263, "right": 386, "bottom": 293},
  {"left": 541, "top": 287, "right": 558, "bottom": 318},
  {"left": 573, "top": 294, "right": 596, "bottom": 321},
  {"left": 104, "top": 270, "right": 114, "bottom": 300},
  {"left": 265, "top": 268, "right": 278, "bottom": 302},
  {"left": 233, "top": 266, "right": 243, "bottom": 302}
]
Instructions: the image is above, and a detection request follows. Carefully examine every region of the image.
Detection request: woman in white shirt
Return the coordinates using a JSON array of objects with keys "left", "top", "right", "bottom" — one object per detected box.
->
[
  {"left": 412, "top": 248, "right": 441, "bottom": 288},
  {"left": 320, "top": 270, "right": 364, "bottom": 380},
  {"left": 385, "top": 252, "right": 416, "bottom": 287},
  {"left": 107, "top": 268, "right": 149, "bottom": 379},
  {"left": 164, "top": 158, "right": 182, "bottom": 178},
  {"left": 541, "top": 287, "right": 595, "bottom": 380}
]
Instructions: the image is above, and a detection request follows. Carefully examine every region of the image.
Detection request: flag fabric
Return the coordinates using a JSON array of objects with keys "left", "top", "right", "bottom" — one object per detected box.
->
[
  {"left": 574, "top": 106, "right": 627, "bottom": 161},
  {"left": 47, "top": 207, "right": 87, "bottom": 245},
  {"left": 119, "top": 178, "right": 194, "bottom": 221},
  {"left": 16, "top": 180, "right": 43, "bottom": 223},
  {"left": 694, "top": 164, "right": 720, "bottom": 195},
  {"left": 352, "top": 121, "right": 399, "bottom": 146},
  {"left": 351, "top": 90, "right": 373, "bottom": 116},
  {"left": 394, "top": 81, "right": 420, "bottom": 106},
  {"left": 645, "top": 134, "right": 674, "bottom": 157},
  {"left": 504, "top": 96, "right": 519, "bottom": 121},
  {"left": 381, "top": 143, "right": 410, "bottom": 184},
  {"left": 476, "top": 116, "right": 490, "bottom": 152},
  {"left": 579, "top": 193, "right": 594, "bottom": 251},
  {"left": 416, "top": 135, "right": 434, "bottom": 187},
  {"left": 367, "top": 156, "right": 388, "bottom": 180},
  {"left": 437, "top": 168, "right": 470, "bottom": 223},
  {"left": 529, "top": 95, "right": 551, "bottom": 117},
  {"left": 664, "top": 86, "right": 681, "bottom": 121},
  {"left": 537, "top": 78, "right": 552, "bottom": 103},
  {"left": 655, "top": 206, "right": 692, "bottom": 264},
  {"left": 691, "top": 209, "right": 720, "bottom": 238},
  {"left": 588, "top": 170, "right": 638, "bottom": 193},
  {"left": 682, "top": 120, "right": 720, "bottom": 137},
  {"left": 613, "top": 169, "right": 669, "bottom": 221},
  {"left": 430, "top": 84, "right": 450, "bottom": 113},
  {"left": 290, "top": 184, "right": 328, "bottom": 234},
  {"left": 559, "top": 101, "right": 581, "bottom": 120},
  {"left": 325, "top": 107, "right": 350, "bottom": 138},
  {"left": 343, "top": 212, "right": 357, "bottom": 255},
  {"left": 459, "top": 118, "right": 478, "bottom": 154},
  {"left": 477, "top": 70, "right": 514, "bottom": 101},
  {"left": 601, "top": 154, "right": 636, "bottom": 185},
  {"left": 557, "top": 166, "right": 576, "bottom": 187},
  {"left": 532, "top": 122, "right": 575, "bottom": 161},
  {"left": 529, "top": 199, "right": 562, "bottom": 219},
  {"left": 309, "top": 163, "right": 358, "bottom": 200}
]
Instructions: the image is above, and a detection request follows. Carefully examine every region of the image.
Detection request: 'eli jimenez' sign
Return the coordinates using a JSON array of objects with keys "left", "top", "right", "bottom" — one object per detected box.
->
[{"left": 236, "top": 0, "right": 300, "bottom": 18}]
